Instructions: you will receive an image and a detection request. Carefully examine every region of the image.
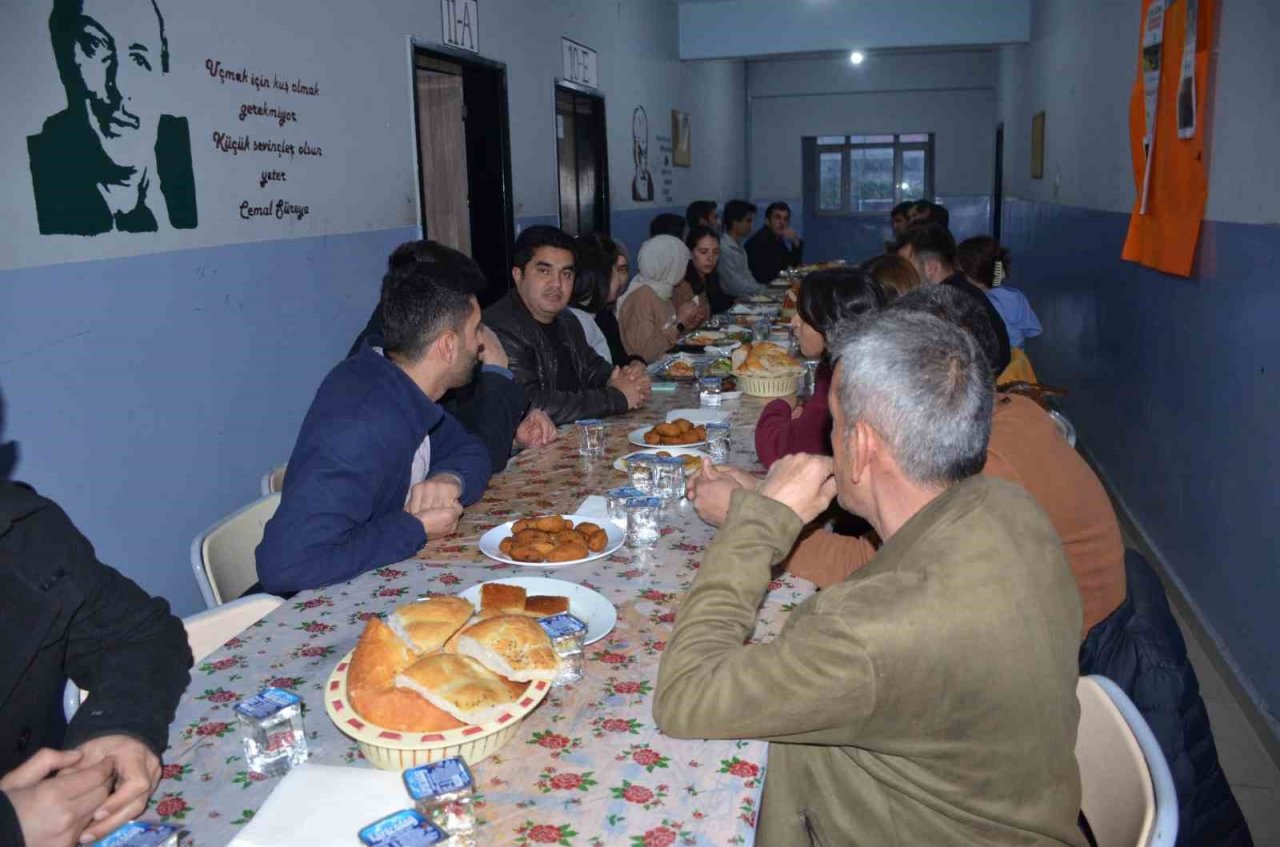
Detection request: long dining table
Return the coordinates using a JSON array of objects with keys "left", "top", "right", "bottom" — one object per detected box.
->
[{"left": 151, "top": 386, "right": 818, "bottom": 846}]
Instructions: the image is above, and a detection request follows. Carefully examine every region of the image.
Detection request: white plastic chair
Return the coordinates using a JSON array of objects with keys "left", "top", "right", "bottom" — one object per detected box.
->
[
  {"left": 1048, "top": 409, "right": 1078, "bottom": 448},
  {"left": 64, "top": 594, "right": 284, "bottom": 720},
  {"left": 1076, "top": 675, "right": 1179, "bottom": 847},
  {"left": 190, "top": 493, "right": 280, "bottom": 608},
  {"left": 260, "top": 464, "right": 286, "bottom": 497}
]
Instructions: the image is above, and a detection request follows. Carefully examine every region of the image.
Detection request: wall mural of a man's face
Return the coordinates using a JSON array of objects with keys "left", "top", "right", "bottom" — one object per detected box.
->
[{"left": 55, "top": 0, "right": 166, "bottom": 155}]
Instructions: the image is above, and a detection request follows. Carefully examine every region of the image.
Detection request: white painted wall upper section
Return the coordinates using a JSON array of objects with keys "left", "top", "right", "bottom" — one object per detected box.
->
[
  {"left": 680, "top": 0, "right": 1030, "bottom": 60},
  {"left": 996, "top": 0, "right": 1280, "bottom": 225}
]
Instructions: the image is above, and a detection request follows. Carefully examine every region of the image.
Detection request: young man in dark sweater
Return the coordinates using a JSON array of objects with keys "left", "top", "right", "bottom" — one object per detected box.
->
[{"left": 256, "top": 242, "right": 492, "bottom": 594}]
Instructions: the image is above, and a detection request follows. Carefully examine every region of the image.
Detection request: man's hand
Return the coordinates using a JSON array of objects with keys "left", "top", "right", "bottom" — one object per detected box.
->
[
  {"left": 407, "top": 477, "right": 463, "bottom": 512},
  {"left": 622, "top": 360, "right": 648, "bottom": 379},
  {"left": 1, "top": 749, "right": 113, "bottom": 847},
  {"left": 758, "top": 454, "right": 837, "bottom": 524},
  {"left": 714, "top": 463, "right": 762, "bottom": 491},
  {"left": 413, "top": 502, "right": 464, "bottom": 538},
  {"left": 783, "top": 226, "right": 801, "bottom": 243},
  {"left": 609, "top": 367, "right": 649, "bottom": 410},
  {"left": 686, "top": 461, "right": 745, "bottom": 527},
  {"left": 676, "top": 300, "right": 702, "bottom": 329},
  {"left": 478, "top": 326, "right": 509, "bottom": 370},
  {"left": 515, "top": 408, "right": 557, "bottom": 448},
  {"left": 67, "top": 735, "right": 161, "bottom": 843}
]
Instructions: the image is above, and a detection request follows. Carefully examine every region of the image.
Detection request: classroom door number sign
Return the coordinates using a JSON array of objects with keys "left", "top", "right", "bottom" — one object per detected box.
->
[{"left": 442, "top": 0, "right": 478, "bottom": 53}]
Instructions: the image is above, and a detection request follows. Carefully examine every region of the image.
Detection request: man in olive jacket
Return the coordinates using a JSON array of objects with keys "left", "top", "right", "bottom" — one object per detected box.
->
[{"left": 655, "top": 311, "right": 1086, "bottom": 846}]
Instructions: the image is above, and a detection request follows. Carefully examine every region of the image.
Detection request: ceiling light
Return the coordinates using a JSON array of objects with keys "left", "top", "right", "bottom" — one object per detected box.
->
[{"left": 849, "top": 50, "right": 865, "bottom": 65}]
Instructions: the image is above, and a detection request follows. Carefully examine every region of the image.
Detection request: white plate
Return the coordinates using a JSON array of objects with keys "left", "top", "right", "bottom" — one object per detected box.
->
[
  {"left": 614, "top": 447, "right": 711, "bottom": 474},
  {"left": 478, "top": 515, "right": 624, "bottom": 567},
  {"left": 664, "top": 408, "right": 730, "bottom": 424},
  {"left": 457, "top": 577, "right": 617, "bottom": 645},
  {"left": 628, "top": 426, "right": 706, "bottom": 448}
]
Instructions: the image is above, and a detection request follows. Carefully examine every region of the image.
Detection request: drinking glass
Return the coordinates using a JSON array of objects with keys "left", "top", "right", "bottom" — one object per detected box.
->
[
  {"left": 705, "top": 422, "right": 731, "bottom": 463},
  {"left": 624, "top": 497, "right": 662, "bottom": 548},
  {"left": 752, "top": 318, "right": 771, "bottom": 343},
  {"left": 606, "top": 486, "right": 645, "bottom": 526},
  {"left": 575, "top": 419, "right": 605, "bottom": 457},
  {"left": 651, "top": 456, "right": 686, "bottom": 501},
  {"left": 627, "top": 454, "right": 655, "bottom": 493},
  {"left": 699, "top": 376, "right": 723, "bottom": 407}
]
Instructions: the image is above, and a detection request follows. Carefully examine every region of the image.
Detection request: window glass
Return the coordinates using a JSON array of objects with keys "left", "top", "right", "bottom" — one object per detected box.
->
[
  {"left": 900, "top": 149, "right": 927, "bottom": 201},
  {"left": 850, "top": 146, "right": 894, "bottom": 211},
  {"left": 850, "top": 134, "right": 894, "bottom": 144},
  {"left": 818, "top": 151, "right": 843, "bottom": 211},
  {"left": 898, "top": 133, "right": 929, "bottom": 143},
  {"left": 817, "top": 135, "right": 846, "bottom": 145}
]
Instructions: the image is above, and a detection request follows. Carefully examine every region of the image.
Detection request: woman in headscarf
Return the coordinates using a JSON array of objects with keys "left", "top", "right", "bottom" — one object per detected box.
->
[{"left": 617, "top": 234, "right": 704, "bottom": 363}]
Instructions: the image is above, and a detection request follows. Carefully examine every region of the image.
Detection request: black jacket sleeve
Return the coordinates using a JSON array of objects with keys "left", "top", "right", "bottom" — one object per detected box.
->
[
  {"left": 440, "top": 367, "right": 527, "bottom": 474},
  {"left": 0, "top": 790, "right": 21, "bottom": 847},
  {"left": 492, "top": 323, "right": 628, "bottom": 426},
  {"left": 43, "top": 507, "right": 194, "bottom": 756}
]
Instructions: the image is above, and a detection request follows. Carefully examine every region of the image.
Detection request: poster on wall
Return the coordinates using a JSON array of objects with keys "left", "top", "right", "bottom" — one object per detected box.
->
[
  {"left": 671, "top": 110, "right": 690, "bottom": 167},
  {"left": 630, "top": 106, "right": 653, "bottom": 202},
  {"left": 27, "top": 0, "right": 198, "bottom": 235}
]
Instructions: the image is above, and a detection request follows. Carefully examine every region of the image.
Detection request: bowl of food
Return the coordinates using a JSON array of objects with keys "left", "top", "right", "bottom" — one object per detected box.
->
[
  {"left": 326, "top": 588, "right": 567, "bottom": 769},
  {"left": 478, "top": 514, "right": 623, "bottom": 566},
  {"left": 731, "top": 341, "right": 802, "bottom": 398}
]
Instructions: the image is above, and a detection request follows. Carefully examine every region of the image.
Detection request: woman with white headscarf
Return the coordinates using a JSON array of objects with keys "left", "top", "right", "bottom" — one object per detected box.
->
[{"left": 617, "top": 235, "right": 704, "bottom": 363}]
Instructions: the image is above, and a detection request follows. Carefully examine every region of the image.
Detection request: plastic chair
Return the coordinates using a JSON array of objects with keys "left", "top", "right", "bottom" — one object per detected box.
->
[
  {"left": 1076, "top": 675, "right": 1179, "bottom": 847},
  {"left": 260, "top": 464, "right": 286, "bottom": 497},
  {"left": 190, "top": 493, "right": 280, "bottom": 608},
  {"left": 1048, "top": 409, "right": 1077, "bottom": 448},
  {"left": 64, "top": 594, "right": 284, "bottom": 720}
]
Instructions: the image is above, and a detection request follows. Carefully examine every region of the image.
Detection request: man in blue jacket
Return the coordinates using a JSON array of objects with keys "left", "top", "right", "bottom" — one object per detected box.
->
[{"left": 256, "top": 242, "right": 492, "bottom": 594}]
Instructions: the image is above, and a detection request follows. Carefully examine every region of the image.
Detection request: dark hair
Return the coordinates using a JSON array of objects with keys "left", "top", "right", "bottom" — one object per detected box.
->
[
  {"left": 955, "top": 236, "right": 1011, "bottom": 288},
  {"left": 649, "top": 213, "right": 686, "bottom": 239},
  {"left": 796, "top": 267, "right": 886, "bottom": 339},
  {"left": 764, "top": 201, "right": 791, "bottom": 219},
  {"left": 896, "top": 222, "right": 956, "bottom": 266},
  {"left": 571, "top": 234, "right": 619, "bottom": 313},
  {"left": 512, "top": 225, "right": 577, "bottom": 271},
  {"left": 380, "top": 241, "right": 482, "bottom": 361},
  {"left": 723, "top": 200, "right": 757, "bottom": 228},
  {"left": 51, "top": 0, "right": 170, "bottom": 84},
  {"left": 891, "top": 201, "right": 914, "bottom": 219},
  {"left": 862, "top": 253, "right": 922, "bottom": 301},
  {"left": 886, "top": 284, "right": 1001, "bottom": 378},
  {"left": 685, "top": 200, "right": 717, "bottom": 230},
  {"left": 683, "top": 225, "right": 721, "bottom": 294},
  {"left": 910, "top": 200, "right": 950, "bottom": 229}
]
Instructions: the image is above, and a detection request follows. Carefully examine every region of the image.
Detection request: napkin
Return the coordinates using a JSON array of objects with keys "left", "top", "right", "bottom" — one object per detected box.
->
[
  {"left": 227, "top": 763, "right": 409, "bottom": 847},
  {"left": 575, "top": 495, "right": 610, "bottom": 519}
]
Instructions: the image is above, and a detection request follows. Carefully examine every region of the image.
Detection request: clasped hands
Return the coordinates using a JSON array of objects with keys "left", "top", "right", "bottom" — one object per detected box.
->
[
  {"left": 687, "top": 454, "right": 836, "bottom": 527},
  {"left": 609, "top": 361, "right": 652, "bottom": 410},
  {"left": 405, "top": 475, "right": 464, "bottom": 537},
  {"left": 1, "top": 735, "right": 160, "bottom": 847}
]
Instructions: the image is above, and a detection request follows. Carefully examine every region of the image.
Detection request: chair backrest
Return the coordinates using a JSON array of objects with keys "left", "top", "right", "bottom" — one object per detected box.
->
[
  {"left": 1076, "top": 675, "right": 1179, "bottom": 847},
  {"left": 1048, "top": 409, "right": 1077, "bottom": 447},
  {"left": 190, "top": 493, "right": 280, "bottom": 608},
  {"left": 261, "top": 464, "right": 287, "bottom": 497},
  {"left": 65, "top": 594, "right": 284, "bottom": 720}
]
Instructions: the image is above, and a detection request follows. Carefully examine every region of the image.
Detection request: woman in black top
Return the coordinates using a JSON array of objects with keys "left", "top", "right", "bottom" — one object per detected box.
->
[
  {"left": 684, "top": 225, "right": 733, "bottom": 314},
  {"left": 573, "top": 234, "right": 640, "bottom": 366}
]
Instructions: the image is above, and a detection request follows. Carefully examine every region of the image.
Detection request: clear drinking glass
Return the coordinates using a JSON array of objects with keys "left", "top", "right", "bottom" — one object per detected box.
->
[
  {"left": 627, "top": 454, "right": 655, "bottom": 493},
  {"left": 606, "top": 486, "right": 645, "bottom": 526},
  {"left": 752, "top": 318, "right": 771, "bottom": 342},
  {"left": 234, "top": 688, "right": 309, "bottom": 776},
  {"left": 705, "top": 422, "right": 731, "bottom": 463},
  {"left": 625, "top": 496, "right": 662, "bottom": 548},
  {"left": 651, "top": 456, "right": 686, "bottom": 501},
  {"left": 798, "top": 360, "right": 821, "bottom": 401},
  {"left": 699, "top": 376, "right": 723, "bottom": 407},
  {"left": 575, "top": 419, "right": 605, "bottom": 457}
]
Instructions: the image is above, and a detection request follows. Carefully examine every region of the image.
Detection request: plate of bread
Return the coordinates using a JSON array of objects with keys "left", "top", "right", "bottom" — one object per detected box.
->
[
  {"left": 478, "top": 514, "right": 624, "bottom": 566},
  {"left": 457, "top": 577, "right": 616, "bottom": 645},
  {"left": 327, "top": 590, "right": 564, "bottom": 768},
  {"left": 629, "top": 418, "right": 707, "bottom": 447}
]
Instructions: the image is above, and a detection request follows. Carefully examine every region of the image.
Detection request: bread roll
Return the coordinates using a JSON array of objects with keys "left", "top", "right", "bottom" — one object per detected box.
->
[
  {"left": 480, "top": 582, "right": 527, "bottom": 613},
  {"left": 388, "top": 596, "right": 474, "bottom": 653},
  {"left": 522, "top": 595, "right": 570, "bottom": 616},
  {"left": 347, "top": 616, "right": 415, "bottom": 696},
  {"left": 349, "top": 685, "right": 466, "bottom": 732},
  {"left": 456, "top": 614, "right": 560, "bottom": 682},
  {"left": 395, "top": 653, "right": 527, "bottom": 725}
]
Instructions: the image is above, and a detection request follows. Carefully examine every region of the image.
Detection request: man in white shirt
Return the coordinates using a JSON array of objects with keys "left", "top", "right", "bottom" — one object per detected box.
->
[{"left": 717, "top": 200, "right": 769, "bottom": 298}]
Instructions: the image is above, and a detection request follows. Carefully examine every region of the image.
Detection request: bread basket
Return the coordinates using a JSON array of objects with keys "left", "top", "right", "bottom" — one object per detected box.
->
[
  {"left": 324, "top": 650, "right": 551, "bottom": 769},
  {"left": 735, "top": 371, "right": 802, "bottom": 398}
]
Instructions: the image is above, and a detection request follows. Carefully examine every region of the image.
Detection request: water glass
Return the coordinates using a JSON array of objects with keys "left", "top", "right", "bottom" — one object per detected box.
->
[
  {"left": 627, "top": 454, "right": 655, "bottom": 494},
  {"left": 752, "top": 317, "right": 771, "bottom": 342},
  {"left": 651, "top": 456, "right": 686, "bottom": 501},
  {"left": 705, "top": 422, "right": 731, "bottom": 463},
  {"left": 624, "top": 496, "right": 662, "bottom": 548},
  {"left": 798, "top": 359, "right": 821, "bottom": 401},
  {"left": 606, "top": 486, "right": 645, "bottom": 526},
  {"left": 234, "top": 688, "right": 309, "bottom": 777},
  {"left": 699, "top": 376, "right": 723, "bottom": 407},
  {"left": 575, "top": 419, "right": 605, "bottom": 457}
]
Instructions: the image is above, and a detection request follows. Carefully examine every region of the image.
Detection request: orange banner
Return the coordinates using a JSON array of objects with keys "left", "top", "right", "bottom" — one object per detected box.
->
[{"left": 1122, "top": 0, "right": 1214, "bottom": 278}]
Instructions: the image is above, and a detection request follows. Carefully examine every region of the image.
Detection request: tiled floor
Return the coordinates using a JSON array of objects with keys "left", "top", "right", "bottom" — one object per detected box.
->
[{"left": 1168, "top": 603, "right": 1280, "bottom": 844}]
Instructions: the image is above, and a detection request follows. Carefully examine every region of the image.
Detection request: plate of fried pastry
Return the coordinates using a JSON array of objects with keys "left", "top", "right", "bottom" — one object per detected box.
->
[
  {"left": 327, "top": 587, "right": 571, "bottom": 767},
  {"left": 478, "top": 514, "right": 624, "bottom": 566},
  {"left": 629, "top": 418, "right": 707, "bottom": 447},
  {"left": 457, "top": 577, "right": 615, "bottom": 646}
]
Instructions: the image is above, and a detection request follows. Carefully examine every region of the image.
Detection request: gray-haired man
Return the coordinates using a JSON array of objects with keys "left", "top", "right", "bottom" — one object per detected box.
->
[{"left": 655, "top": 311, "right": 1086, "bottom": 846}]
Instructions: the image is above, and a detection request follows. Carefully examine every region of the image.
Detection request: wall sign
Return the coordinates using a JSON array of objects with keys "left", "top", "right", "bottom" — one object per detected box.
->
[
  {"left": 442, "top": 0, "right": 478, "bottom": 53},
  {"left": 561, "top": 38, "right": 597, "bottom": 88}
]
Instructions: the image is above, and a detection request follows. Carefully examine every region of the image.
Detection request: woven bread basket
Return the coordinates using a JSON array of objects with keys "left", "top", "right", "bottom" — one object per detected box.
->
[{"left": 735, "top": 371, "right": 802, "bottom": 398}]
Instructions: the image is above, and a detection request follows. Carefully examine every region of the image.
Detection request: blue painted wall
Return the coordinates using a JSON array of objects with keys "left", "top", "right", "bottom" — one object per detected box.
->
[
  {"left": 802, "top": 194, "right": 994, "bottom": 264},
  {"left": 0, "top": 227, "right": 415, "bottom": 613},
  {"left": 1002, "top": 197, "right": 1280, "bottom": 724}
]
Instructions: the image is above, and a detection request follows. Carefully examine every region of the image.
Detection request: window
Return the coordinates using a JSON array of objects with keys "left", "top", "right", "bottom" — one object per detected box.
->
[{"left": 811, "top": 133, "right": 934, "bottom": 215}]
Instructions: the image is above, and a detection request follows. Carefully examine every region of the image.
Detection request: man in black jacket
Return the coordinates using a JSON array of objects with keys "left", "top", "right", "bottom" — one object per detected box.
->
[
  {"left": 0, "top": 481, "right": 192, "bottom": 847},
  {"left": 485, "top": 226, "right": 650, "bottom": 425},
  {"left": 745, "top": 201, "right": 804, "bottom": 285}
]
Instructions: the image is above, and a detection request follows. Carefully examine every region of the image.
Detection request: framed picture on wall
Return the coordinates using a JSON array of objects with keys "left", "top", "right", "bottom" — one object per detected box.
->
[
  {"left": 671, "top": 110, "right": 691, "bottom": 167},
  {"left": 1030, "top": 111, "right": 1046, "bottom": 179}
]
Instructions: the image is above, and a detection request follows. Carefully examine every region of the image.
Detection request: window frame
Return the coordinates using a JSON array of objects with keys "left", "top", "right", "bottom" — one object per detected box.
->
[{"left": 811, "top": 133, "right": 935, "bottom": 217}]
